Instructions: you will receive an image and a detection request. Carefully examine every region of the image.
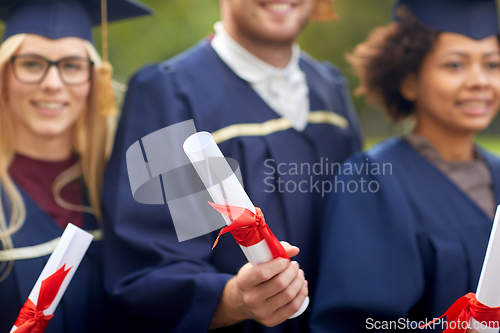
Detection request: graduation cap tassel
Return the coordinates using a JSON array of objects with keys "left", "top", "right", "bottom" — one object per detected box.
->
[
  {"left": 310, "top": 0, "right": 337, "bottom": 22},
  {"left": 98, "top": 0, "right": 117, "bottom": 116}
]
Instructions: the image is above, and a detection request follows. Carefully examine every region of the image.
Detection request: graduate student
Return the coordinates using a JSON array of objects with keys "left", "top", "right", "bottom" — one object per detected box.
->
[
  {"left": 311, "top": 0, "right": 500, "bottom": 331},
  {"left": 0, "top": 0, "right": 151, "bottom": 332},
  {"left": 102, "top": 0, "right": 362, "bottom": 331}
]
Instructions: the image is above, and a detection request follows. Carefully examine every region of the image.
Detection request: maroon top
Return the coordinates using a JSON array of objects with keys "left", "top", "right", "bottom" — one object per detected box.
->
[{"left": 8, "top": 154, "right": 84, "bottom": 229}]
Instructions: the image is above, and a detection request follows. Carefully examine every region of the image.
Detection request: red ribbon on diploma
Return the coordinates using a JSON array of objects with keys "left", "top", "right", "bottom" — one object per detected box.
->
[
  {"left": 420, "top": 293, "right": 500, "bottom": 333},
  {"left": 14, "top": 265, "right": 72, "bottom": 333},
  {"left": 209, "top": 202, "right": 290, "bottom": 260}
]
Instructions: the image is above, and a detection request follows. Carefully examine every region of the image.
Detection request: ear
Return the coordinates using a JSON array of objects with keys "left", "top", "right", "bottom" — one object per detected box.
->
[{"left": 400, "top": 73, "right": 418, "bottom": 102}]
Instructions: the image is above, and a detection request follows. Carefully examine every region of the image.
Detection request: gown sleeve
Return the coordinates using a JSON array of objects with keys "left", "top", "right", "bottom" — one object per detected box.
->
[
  {"left": 102, "top": 64, "right": 233, "bottom": 332},
  {"left": 310, "top": 152, "right": 426, "bottom": 333}
]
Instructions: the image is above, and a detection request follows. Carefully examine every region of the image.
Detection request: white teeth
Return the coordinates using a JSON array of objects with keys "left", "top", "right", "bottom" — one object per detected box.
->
[
  {"left": 460, "top": 101, "right": 488, "bottom": 108},
  {"left": 266, "top": 3, "right": 292, "bottom": 12},
  {"left": 34, "top": 102, "right": 65, "bottom": 109}
]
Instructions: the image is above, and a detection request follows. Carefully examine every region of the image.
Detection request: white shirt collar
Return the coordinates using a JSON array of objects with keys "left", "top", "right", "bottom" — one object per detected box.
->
[
  {"left": 211, "top": 21, "right": 302, "bottom": 83},
  {"left": 210, "top": 21, "right": 309, "bottom": 132}
]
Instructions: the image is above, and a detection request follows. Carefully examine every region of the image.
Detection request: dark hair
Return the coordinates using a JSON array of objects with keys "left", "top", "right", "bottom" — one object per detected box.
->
[{"left": 347, "top": 8, "right": 439, "bottom": 123}]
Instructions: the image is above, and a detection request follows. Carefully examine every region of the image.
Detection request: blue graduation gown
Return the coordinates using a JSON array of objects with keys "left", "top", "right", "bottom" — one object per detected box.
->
[
  {"left": 0, "top": 190, "right": 105, "bottom": 333},
  {"left": 311, "top": 138, "right": 500, "bottom": 333},
  {"left": 102, "top": 40, "right": 362, "bottom": 333}
]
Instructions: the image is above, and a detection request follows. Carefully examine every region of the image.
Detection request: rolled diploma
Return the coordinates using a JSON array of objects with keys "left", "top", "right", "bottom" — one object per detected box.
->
[
  {"left": 10, "top": 223, "right": 94, "bottom": 333},
  {"left": 469, "top": 205, "right": 500, "bottom": 333},
  {"left": 183, "top": 131, "right": 308, "bottom": 319}
]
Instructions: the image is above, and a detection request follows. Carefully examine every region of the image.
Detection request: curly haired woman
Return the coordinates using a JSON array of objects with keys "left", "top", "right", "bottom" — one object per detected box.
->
[{"left": 312, "top": 0, "right": 500, "bottom": 332}]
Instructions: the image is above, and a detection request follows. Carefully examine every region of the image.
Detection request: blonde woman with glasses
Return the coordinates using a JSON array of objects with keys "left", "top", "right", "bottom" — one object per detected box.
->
[{"left": 0, "top": 0, "right": 151, "bottom": 332}]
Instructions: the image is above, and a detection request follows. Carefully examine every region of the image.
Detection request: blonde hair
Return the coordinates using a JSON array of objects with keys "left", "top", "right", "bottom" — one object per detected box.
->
[{"left": 0, "top": 34, "right": 115, "bottom": 282}]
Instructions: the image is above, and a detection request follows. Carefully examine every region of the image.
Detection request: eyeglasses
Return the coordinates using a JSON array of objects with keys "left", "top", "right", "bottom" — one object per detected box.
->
[{"left": 11, "top": 54, "right": 94, "bottom": 86}]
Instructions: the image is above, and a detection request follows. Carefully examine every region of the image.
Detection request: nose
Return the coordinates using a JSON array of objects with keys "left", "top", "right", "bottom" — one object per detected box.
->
[
  {"left": 39, "top": 64, "right": 64, "bottom": 91},
  {"left": 466, "top": 63, "right": 490, "bottom": 89}
]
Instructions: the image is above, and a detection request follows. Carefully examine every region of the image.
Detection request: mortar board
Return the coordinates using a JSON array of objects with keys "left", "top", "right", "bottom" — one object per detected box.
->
[{"left": 392, "top": 0, "right": 498, "bottom": 40}]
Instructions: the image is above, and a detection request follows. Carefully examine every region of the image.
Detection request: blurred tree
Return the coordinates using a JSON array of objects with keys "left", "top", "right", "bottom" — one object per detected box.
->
[
  {"left": 97, "top": 0, "right": 402, "bottom": 136},
  {"left": 95, "top": 0, "right": 220, "bottom": 83},
  {"left": 300, "top": 0, "right": 395, "bottom": 135}
]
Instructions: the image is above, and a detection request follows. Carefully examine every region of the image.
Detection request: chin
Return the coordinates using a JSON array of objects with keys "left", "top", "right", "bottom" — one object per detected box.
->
[
  {"left": 260, "top": 29, "right": 299, "bottom": 45},
  {"left": 453, "top": 122, "right": 491, "bottom": 135},
  {"left": 468, "top": 116, "right": 496, "bottom": 132},
  {"left": 249, "top": 20, "right": 302, "bottom": 42},
  {"left": 31, "top": 126, "right": 68, "bottom": 138}
]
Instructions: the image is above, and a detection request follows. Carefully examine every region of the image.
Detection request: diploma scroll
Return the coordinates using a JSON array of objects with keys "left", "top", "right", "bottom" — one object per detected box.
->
[
  {"left": 10, "top": 223, "right": 94, "bottom": 333},
  {"left": 470, "top": 205, "right": 500, "bottom": 333},
  {"left": 183, "top": 131, "right": 309, "bottom": 319}
]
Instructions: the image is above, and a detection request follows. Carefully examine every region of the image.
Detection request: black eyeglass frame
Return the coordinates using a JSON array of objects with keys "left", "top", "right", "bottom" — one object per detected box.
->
[{"left": 10, "top": 54, "right": 95, "bottom": 86}]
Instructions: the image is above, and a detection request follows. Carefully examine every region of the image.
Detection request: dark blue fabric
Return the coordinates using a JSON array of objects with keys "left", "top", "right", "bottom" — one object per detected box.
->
[
  {"left": 0, "top": 188, "right": 106, "bottom": 333},
  {"left": 102, "top": 40, "right": 362, "bottom": 333},
  {"left": 393, "top": 0, "right": 498, "bottom": 40},
  {"left": 0, "top": 0, "right": 152, "bottom": 41},
  {"left": 311, "top": 138, "right": 500, "bottom": 333}
]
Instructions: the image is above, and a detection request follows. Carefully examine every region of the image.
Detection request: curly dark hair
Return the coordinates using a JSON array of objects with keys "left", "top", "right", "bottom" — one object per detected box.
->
[{"left": 347, "top": 8, "right": 439, "bottom": 123}]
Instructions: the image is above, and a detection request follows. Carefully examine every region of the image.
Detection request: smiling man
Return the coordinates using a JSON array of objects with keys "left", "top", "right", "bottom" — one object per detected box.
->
[{"left": 102, "top": 0, "right": 362, "bottom": 332}]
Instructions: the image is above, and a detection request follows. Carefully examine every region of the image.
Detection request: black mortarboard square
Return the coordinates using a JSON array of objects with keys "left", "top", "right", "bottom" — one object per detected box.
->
[
  {"left": 0, "top": 0, "right": 153, "bottom": 41},
  {"left": 393, "top": 0, "right": 498, "bottom": 40}
]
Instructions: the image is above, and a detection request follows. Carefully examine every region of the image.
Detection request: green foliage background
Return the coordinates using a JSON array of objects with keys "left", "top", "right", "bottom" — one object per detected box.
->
[
  {"left": 101, "top": 0, "right": 394, "bottom": 83},
  {"left": 96, "top": 0, "right": 395, "bottom": 119}
]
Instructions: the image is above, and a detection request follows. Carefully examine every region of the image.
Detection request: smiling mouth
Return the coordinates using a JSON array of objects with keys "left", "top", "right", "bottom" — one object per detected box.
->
[
  {"left": 262, "top": 2, "right": 295, "bottom": 13},
  {"left": 458, "top": 101, "right": 489, "bottom": 107},
  {"left": 456, "top": 100, "right": 492, "bottom": 115},
  {"left": 31, "top": 101, "right": 68, "bottom": 110}
]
